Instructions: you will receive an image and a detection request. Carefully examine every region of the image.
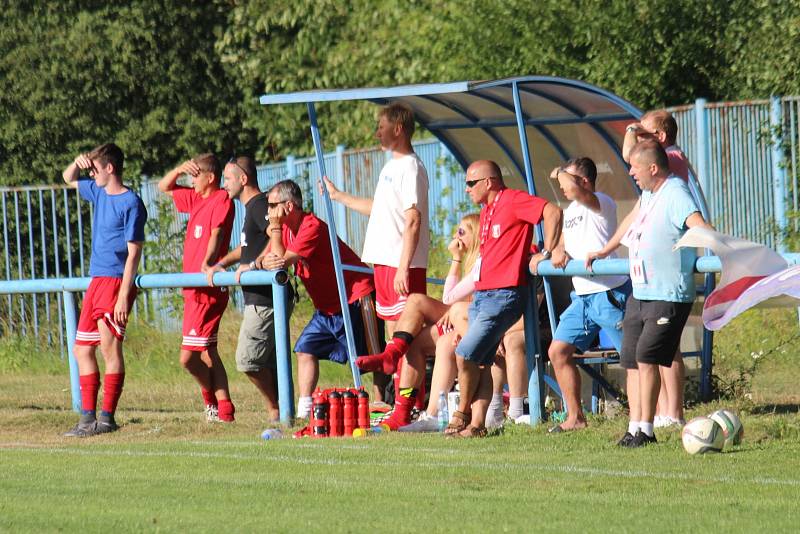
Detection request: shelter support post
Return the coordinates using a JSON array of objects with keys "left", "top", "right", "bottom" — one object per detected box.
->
[
  {"left": 62, "top": 290, "right": 81, "bottom": 413},
  {"left": 307, "top": 103, "right": 362, "bottom": 388},
  {"left": 272, "top": 280, "right": 294, "bottom": 423}
]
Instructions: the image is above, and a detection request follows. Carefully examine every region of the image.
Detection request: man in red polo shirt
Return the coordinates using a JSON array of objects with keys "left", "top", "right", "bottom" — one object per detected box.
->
[
  {"left": 258, "top": 179, "right": 382, "bottom": 419},
  {"left": 446, "top": 160, "right": 563, "bottom": 437},
  {"left": 158, "top": 153, "right": 236, "bottom": 422}
]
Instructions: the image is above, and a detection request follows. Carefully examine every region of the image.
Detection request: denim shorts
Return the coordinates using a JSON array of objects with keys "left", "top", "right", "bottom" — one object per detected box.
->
[
  {"left": 456, "top": 287, "right": 528, "bottom": 366},
  {"left": 553, "top": 281, "right": 631, "bottom": 352}
]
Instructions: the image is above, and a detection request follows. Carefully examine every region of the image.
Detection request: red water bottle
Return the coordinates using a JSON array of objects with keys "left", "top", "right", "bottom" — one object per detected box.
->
[
  {"left": 328, "top": 390, "right": 342, "bottom": 437},
  {"left": 342, "top": 390, "right": 356, "bottom": 436},
  {"left": 311, "top": 389, "right": 329, "bottom": 437},
  {"left": 357, "top": 387, "right": 370, "bottom": 429}
]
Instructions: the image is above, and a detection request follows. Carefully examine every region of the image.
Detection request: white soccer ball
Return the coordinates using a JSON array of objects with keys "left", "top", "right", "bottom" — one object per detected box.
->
[
  {"left": 681, "top": 416, "right": 725, "bottom": 455},
  {"left": 709, "top": 409, "right": 744, "bottom": 448}
]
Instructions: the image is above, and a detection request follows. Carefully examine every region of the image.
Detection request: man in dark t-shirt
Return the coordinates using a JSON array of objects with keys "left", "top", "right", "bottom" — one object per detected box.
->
[{"left": 208, "top": 156, "right": 294, "bottom": 422}]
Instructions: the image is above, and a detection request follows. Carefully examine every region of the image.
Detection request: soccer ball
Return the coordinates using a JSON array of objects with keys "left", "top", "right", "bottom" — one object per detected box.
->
[
  {"left": 709, "top": 409, "right": 744, "bottom": 448},
  {"left": 681, "top": 416, "right": 725, "bottom": 455}
]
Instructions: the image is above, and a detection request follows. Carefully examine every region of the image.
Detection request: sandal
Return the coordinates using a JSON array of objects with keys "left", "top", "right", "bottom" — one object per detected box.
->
[
  {"left": 457, "top": 425, "right": 488, "bottom": 438},
  {"left": 443, "top": 410, "right": 469, "bottom": 436}
]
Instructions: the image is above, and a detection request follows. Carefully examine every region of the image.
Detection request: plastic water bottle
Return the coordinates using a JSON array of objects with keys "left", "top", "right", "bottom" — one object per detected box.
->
[
  {"left": 437, "top": 391, "right": 449, "bottom": 432},
  {"left": 261, "top": 428, "right": 282, "bottom": 440}
]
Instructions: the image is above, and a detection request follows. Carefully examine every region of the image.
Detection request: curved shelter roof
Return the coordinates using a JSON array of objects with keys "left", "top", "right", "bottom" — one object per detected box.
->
[{"left": 260, "top": 76, "right": 644, "bottom": 209}]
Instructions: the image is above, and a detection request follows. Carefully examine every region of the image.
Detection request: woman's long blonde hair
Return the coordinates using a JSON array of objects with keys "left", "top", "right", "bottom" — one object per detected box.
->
[{"left": 459, "top": 213, "right": 481, "bottom": 275}]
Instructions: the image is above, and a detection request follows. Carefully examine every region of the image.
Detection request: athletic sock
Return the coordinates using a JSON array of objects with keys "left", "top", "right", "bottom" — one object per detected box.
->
[
  {"left": 382, "top": 388, "right": 417, "bottom": 430},
  {"left": 355, "top": 331, "right": 413, "bottom": 375},
  {"left": 487, "top": 393, "right": 504, "bottom": 420},
  {"left": 508, "top": 397, "right": 524, "bottom": 420},
  {"left": 640, "top": 422, "right": 654, "bottom": 437},
  {"left": 79, "top": 372, "right": 101, "bottom": 416},
  {"left": 201, "top": 388, "right": 217, "bottom": 407},
  {"left": 628, "top": 421, "right": 640, "bottom": 435},
  {"left": 101, "top": 373, "right": 125, "bottom": 416},
  {"left": 217, "top": 398, "right": 235, "bottom": 422},
  {"left": 297, "top": 396, "right": 313, "bottom": 419}
]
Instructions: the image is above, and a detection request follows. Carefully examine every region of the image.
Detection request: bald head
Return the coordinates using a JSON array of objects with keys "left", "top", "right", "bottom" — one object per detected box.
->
[{"left": 466, "top": 160, "right": 503, "bottom": 183}]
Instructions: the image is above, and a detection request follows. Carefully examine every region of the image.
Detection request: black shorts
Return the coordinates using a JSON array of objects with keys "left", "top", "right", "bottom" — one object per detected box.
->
[{"left": 619, "top": 297, "right": 693, "bottom": 369}]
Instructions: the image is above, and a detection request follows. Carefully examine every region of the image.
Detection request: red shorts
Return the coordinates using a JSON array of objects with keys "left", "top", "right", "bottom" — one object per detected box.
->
[
  {"left": 373, "top": 265, "right": 427, "bottom": 321},
  {"left": 181, "top": 287, "right": 229, "bottom": 351},
  {"left": 75, "top": 277, "right": 137, "bottom": 346}
]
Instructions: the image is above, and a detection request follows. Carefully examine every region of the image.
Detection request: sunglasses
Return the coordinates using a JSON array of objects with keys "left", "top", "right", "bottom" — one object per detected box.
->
[
  {"left": 465, "top": 178, "right": 484, "bottom": 188},
  {"left": 457, "top": 228, "right": 467, "bottom": 237},
  {"left": 228, "top": 156, "right": 252, "bottom": 180},
  {"left": 268, "top": 200, "right": 288, "bottom": 210}
]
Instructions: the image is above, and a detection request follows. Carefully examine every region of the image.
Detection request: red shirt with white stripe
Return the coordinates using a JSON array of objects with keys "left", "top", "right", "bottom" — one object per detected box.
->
[
  {"left": 475, "top": 188, "right": 547, "bottom": 291},
  {"left": 172, "top": 187, "right": 235, "bottom": 272},
  {"left": 284, "top": 213, "right": 374, "bottom": 315}
]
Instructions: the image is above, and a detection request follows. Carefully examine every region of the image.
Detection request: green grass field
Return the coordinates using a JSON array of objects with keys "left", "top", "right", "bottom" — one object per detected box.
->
[{"left": 1, "top": 306, "right": 799, "bottom": 532}]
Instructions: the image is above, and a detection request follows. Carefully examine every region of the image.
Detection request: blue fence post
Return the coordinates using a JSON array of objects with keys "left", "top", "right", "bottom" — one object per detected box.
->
[
  {"left": 334, "top": 145, "right": 349, "bottom": 245},
  {"left": 271, "top": 276, "right": 294, "bottom": 423},
  {"left": 694, "top": 99, "right": 711, "bottom": 209},
  {"left": 286, "top": 155, "right": 296, "bottom": 180},
  {"left": 62, "top": 290, "right": 81, "bottom": 413},
  {"left": 771, "top": 96, "right": 788, "bottom": 253}
]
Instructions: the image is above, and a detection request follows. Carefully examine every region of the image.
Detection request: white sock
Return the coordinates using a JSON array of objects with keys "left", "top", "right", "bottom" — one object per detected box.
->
[
  {"left": 640, "top": 422, "right": 654, "bottom": 436},
  {"left": 297, "top": 396, "right": 312, "bottom": 418},
  {"left": 628, "top": 421, "right": 640, "bottom": 435},
  {"left": 508, "top": 397, "right": 524, "bottom": 420},
  {"left": 488, "top": 394, "right": 504, "bottom": 419}
]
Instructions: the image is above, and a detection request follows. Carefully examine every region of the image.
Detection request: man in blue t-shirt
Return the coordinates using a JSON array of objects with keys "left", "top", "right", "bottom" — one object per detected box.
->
[
  {"left": 587, "top": 140, "right": 712, "bottom": 448},
  {"left": 61, "top": 143, "right": 147, "bottom": 437}
]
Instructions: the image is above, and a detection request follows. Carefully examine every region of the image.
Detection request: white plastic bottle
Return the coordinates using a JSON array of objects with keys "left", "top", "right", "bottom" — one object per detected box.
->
[
  {"left": 261, "top": 428, "right": 282, "bottom": 440},
  {"left": 437, "top": 391, "right": 449, "bottom": 432}
]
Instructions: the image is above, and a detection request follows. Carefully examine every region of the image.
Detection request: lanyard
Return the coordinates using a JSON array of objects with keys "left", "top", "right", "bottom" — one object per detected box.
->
[{"left": 479, "top": 188, "right": 505, "bottom": 246}]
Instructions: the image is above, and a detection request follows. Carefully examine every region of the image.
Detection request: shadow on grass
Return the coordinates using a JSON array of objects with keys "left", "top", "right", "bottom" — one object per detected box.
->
[{"left": 750, "top": 403, "right": 800, "bottom": 415}]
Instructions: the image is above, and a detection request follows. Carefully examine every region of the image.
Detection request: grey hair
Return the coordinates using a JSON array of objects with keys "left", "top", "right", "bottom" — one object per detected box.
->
[{"left": 269, "top": 179, "right": 303, "bottom": 207}]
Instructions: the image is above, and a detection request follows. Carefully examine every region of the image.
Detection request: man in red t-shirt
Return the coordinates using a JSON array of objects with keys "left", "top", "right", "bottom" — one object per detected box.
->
[
  {"left": 158, "top": 153, "right": 237, "bottom": 422},
  {"left": 446, "top": 160, "right": 563, "bottom": 437},
  {"left": 257, "top": 180, "right": 383, "bottom": 419}
]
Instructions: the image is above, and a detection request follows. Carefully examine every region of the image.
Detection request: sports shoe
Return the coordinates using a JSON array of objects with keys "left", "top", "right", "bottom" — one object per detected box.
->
[
  {"left": 627, "top": 430, "right": 658, "bottom": 448},
  {"left": 616, "top": 431, "right": 635, "bottom": 447},
  {"left": 398, "top": 411, "right": 439, "bottom": 432},
  {"left": 485, "top": 412, "right": 506, "bottom": 430},
  {"left": 64, "top": 415, "right": 99, "bottom": 438},
  {"left": 205, "top": 404, "right": 220, "bottom": 423},
  {"left": 95, "top": 415, "right": 119, "bottom": 434}
]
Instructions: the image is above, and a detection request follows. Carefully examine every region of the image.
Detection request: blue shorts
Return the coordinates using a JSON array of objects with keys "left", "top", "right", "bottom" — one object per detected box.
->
[
  {"left": 456, "top": 287, "right": 528, "bottom": 366},
  {"left": 553, "top": 281, "right": 631, "bottom": 352},
  {"left": 294, "top": 299, "right": 384, "bottom": 364}
]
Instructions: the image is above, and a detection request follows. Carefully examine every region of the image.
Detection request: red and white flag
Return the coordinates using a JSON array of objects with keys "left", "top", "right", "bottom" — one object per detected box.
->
[{"left": 674, "top": 227, "right": 800, "bottom": 330}]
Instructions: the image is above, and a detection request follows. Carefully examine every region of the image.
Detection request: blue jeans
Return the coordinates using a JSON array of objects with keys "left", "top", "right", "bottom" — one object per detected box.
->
[{"left": 456, "top": 287, "right": 528, "bottom": 366}]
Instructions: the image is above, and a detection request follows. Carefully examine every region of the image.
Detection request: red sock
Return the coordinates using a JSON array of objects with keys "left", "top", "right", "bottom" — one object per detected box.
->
[
  {"left": 356, "top": 336, "right": 410, "bottom": 375},
  {"left": 218, "top": 398, "right": 235, "bottom": 422},
  {"left": 101, "top": 373, "right": 125, "bottom": 415},
  {"left": 382, "top": 388, "right": 417, "bottom": 430},
  {"left": 79, "top": 372, "right": 100, "bottom": 414},
  {"left": 201, "top": 388, "right": 217, "bottom": 407}
]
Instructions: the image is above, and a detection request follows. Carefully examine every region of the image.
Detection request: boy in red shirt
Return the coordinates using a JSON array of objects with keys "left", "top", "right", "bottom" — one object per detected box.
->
[{"left": 158, "top": 154, "right": 236, "bottom": 422}]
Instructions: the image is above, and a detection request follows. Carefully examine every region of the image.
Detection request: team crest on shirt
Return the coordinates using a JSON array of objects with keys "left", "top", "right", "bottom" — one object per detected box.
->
[
  {"left": 492, "top": 224, "right": 501, "bottom": 238},
  {"left": 194, "top": 225, "right": 203, "bottom": 239}
]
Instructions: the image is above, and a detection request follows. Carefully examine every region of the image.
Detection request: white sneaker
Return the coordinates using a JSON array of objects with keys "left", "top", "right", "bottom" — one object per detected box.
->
[
  {"left": 485, "top": 411, "right": 506, "bottom": 430},
  {"left": 398, "top": 411, "right": 439, "bottom": 432},
  {"left": 205, "top": 404, "right": 220, "bottom": 423},
  {"left": 653, "top": 415, "right": 667, "bottom": 428},
  {"left": 514, "top": 414, "right": 531, "bottom": 425}
]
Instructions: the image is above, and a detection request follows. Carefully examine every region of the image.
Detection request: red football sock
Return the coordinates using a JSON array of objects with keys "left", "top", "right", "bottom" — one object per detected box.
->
[
  {"left": 355, "top": 335, "right": 410, "bottom": 375},
  {"left": 79, "top": 372, "right": 101, "bottom": 415},
  {"left": 381, "top": 388, "right": 417, "bottom": 430},
  {"left": 217, "top": 398, "right": 235, "bottom": 422},
  {"left": 101, "top": 373, "right": 125, "bottom": 415},
  {"left": 201, "top": 388, "right": 217, "bottom": 407}
]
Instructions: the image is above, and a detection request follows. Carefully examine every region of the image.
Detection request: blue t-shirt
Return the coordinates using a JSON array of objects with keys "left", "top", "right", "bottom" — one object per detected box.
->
[
  {"left": 631, "top": 177, "right": 699, "bottom": 303},
  {"left": 78, "top": 178, "right": 147, "bottom": 277}
]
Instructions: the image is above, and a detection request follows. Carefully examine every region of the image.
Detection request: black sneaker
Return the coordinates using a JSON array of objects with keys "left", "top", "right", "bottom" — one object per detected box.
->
[
  {"left": 96, "top": 414, "right": 119, "bottom": 434},
  {"left": 627, "top": 430, "right": 657, "bottom": 448},
  {"left": 64, "top": 415, "right": 99, "bottom": 437},
  {"left": 616, "top": 431, "right": 635, "bottom": 447}
]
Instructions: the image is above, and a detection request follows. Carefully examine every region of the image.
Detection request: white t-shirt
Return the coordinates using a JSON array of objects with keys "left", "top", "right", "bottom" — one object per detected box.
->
[
  {"left": 361, "top": 154, "right": 429, "bottom": 268},
  {"left": 563, "top": 191, "right": 628, "bottom": 295}
]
